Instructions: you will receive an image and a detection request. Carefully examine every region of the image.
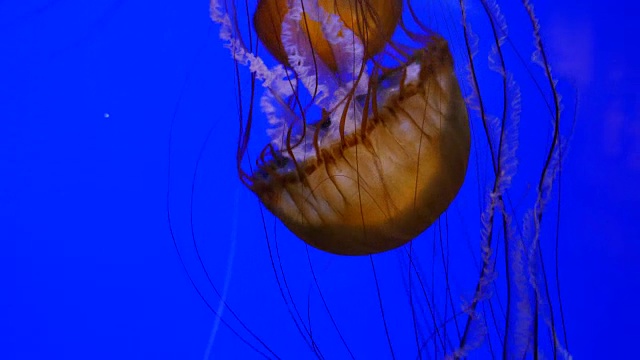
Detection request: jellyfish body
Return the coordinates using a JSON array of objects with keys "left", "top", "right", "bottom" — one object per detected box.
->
[
  {"left": 254, "top": 0, "right": 403, "bottom": 72},
  {"left": 201, "top": 0, "right": 572, "bottom": 358},
  {"left": 251, "top": 39, "right": 470, "bottom": 255},
  {"left": 219, "top": 0, "right": 471, "bottom": 255}
]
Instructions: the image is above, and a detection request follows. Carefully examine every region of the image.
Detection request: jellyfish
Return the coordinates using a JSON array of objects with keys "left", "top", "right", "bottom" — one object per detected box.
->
[
  {"left": 171, "top": 0, "right": 572, "bottom": 358},
  {"left": 242, "top": 0, "right": 470, "bottom": 256}
]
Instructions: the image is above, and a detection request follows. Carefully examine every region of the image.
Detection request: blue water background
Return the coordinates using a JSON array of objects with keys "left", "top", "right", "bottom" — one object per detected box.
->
[{"left": 1, "top": 1, "right": 638, "bottom": 359}]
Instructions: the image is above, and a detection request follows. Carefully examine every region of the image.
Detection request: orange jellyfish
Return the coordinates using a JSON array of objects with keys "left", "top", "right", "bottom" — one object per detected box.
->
[
  {"left": 194, "top": 0, "right": 573, "bottom": 358},
  {"left": 218, "top": 0, "right": 469, "bottom": 255}
]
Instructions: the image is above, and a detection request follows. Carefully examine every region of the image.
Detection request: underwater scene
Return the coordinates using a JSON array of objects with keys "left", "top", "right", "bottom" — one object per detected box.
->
[{"left": 1, "top": 0, "right": 638, "bottom": 359}]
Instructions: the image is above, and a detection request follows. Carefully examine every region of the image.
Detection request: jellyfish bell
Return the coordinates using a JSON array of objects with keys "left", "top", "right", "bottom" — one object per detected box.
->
[
  {"left": 254, "top": 0, "right": 403, "bottom": 72},
  {"left": 223, "top": 0, "right": 471, "bottom": 255},
  {"left": 250, "top": 47, "right": 470, "bottom": 255}
]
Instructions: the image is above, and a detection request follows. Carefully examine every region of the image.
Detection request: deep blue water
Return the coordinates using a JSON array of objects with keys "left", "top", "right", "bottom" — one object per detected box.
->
[{"left": 1, "top": 1, "right": 638, "bottom": 359}]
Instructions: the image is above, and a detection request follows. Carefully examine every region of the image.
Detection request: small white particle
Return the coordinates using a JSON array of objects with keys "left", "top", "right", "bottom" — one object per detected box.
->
[{"left": 404, "top": 63, "right": 421, "bottom": 85}]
